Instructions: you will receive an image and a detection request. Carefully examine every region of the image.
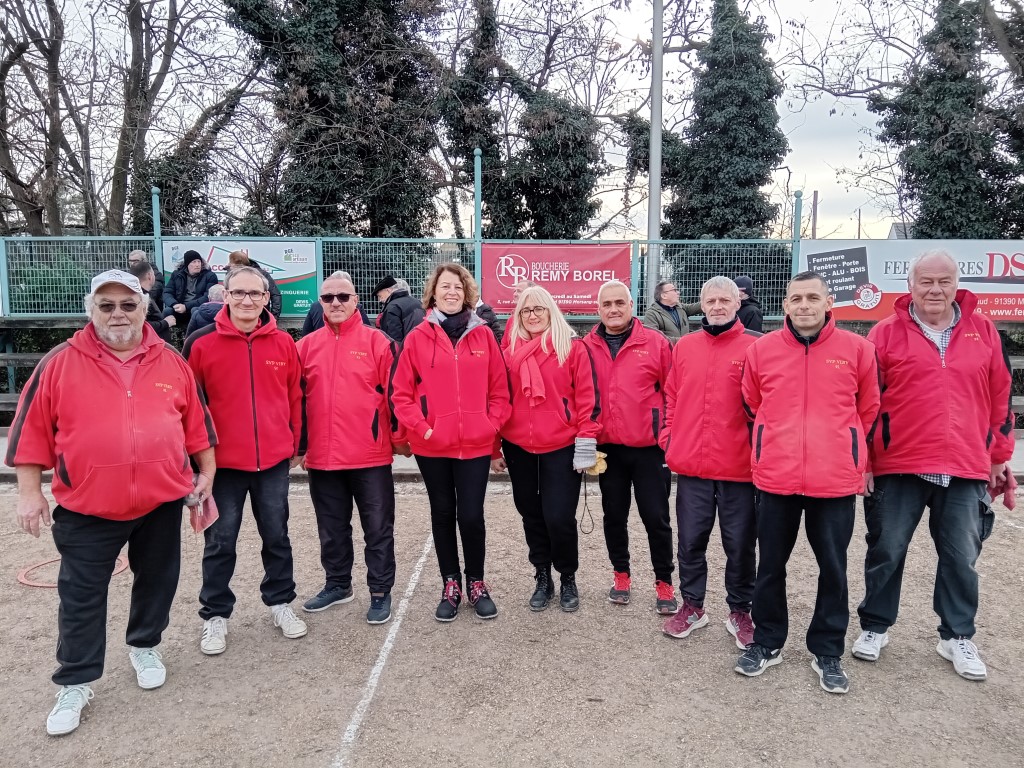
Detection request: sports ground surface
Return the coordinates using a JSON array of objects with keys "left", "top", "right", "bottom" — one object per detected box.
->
[{"left": 1, "top": 480, "right": 1022, "bottom": 767}]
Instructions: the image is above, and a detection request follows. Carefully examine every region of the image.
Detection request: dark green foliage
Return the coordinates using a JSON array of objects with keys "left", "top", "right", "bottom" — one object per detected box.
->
[
  {"left": 226, "top": 0, "right": 441, "bottom": 237},
  {"left": 871, "top": 0, "right": 1020, "bottom": 238},
  {"left": 439, "top": 0, "right": 605, "bottom": 239},
  {"left": 661, "top": 0, "right": 788, "bottom": 240}
]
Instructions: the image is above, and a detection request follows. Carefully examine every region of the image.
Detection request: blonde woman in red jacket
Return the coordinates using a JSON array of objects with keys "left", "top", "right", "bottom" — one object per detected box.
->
[
  {"left": 391, "top": 263, "right": 511, "bottom": 622},
  {"left": 494, "top": 286, "right": 600, "bottom": 612}
]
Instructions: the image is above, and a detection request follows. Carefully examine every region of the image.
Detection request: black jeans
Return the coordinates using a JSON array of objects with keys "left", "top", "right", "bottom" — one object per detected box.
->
[
  {"left": 597, "top": 444, "right": 675, "bottom": 583},
  {"left": 675, "top": 475, "right": 756, "bottom": 611},
  {"left": 416, "top": 455, "right": 491, "bottom": 581},
  {"left": 504, "top": 440, "right": 582, "bottom": 576},
  {"left": 751, "top": 491, "right": 855, "bottom": 657},
  {"left": 51, "top": 500, "right": 183, "bottom": 685},
  {"left": 858, "top": 474, "right": 990, "bottom": 640},
  {"left": 308, "top": 465, "right": 397, "bottom": 594},
  {"left": 199, "top": 459, "right": 296, "bottom": 619}
]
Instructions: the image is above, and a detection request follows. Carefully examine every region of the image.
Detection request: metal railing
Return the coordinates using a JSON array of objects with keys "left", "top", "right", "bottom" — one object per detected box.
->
[{"left": 0, "top": 235, "right": 798, "bottom": 319}]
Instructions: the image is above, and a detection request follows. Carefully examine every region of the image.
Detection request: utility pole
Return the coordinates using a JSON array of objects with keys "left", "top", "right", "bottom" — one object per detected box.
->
[
  {"left": 646, "top": 0, "right": 664, "bottom": 304},
  {"left": 810, "top": 190, "right": 818, "bottom": 240},
  {"left": 857, "top": 208, "right": 862, "bottom": 239}
]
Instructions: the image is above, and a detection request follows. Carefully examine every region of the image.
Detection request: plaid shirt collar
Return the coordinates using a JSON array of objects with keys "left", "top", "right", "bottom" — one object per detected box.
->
[{"left": 909, "top": 301, "right": 961, "bottom": 355}]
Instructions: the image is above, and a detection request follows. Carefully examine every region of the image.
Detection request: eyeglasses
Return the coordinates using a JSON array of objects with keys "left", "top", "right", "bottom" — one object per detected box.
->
[
  {"left": 227, "top": 289, "right": 267, "bottom": 301},
  {"left": 519, "top": 306, "right": 549, "bottom": 318},
  {"left": 95, "top": 300, "right": 141, "bottom": 314},
  {"left": 663, "top": 286, "right": 679, "bottom": 293},
  {"left": 320, "top": 292, "right": 354, "bottom": 304}
]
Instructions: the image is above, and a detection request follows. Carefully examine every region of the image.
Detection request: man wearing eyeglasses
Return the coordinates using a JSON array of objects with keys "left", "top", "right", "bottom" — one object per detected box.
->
[
  {"left": 6, "top": 269, "right": 216, "bottom": 736},
  {"left": 183, "top": 266, "right": 306, "bottom": 655},
  {"left": 296, "top": 274, "right": 407, "bottom": 624},
  {"left": 643, "top": 280, "right": 702, "bottom": 343}
]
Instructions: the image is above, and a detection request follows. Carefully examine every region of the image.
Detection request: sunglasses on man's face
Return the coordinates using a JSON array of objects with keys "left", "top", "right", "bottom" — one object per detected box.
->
[
  {"left": 95, "top": 300, "right": 141, "bottom": 314},
  {"left": 320, "top": 293, "right": 354, "bottom": 305}
]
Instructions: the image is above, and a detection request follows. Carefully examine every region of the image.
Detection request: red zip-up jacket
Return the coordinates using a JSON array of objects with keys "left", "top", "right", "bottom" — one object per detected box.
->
[
  {"left": 392, "top": 310, "right": 511, "bottom": 459},
  {"left": 662, "top": 319, "right": 761, "bottom": 481},
  {"left": 741, "top": 316, "right": 880, "bottom": 497},
  {"left": 582, "top": 320, "right": 672, "bottom": 447},
  {"left": 183, "top": 307, "right": 301, "bottom": 472},
  {"left": 297, "top": 309, "right": 402, "bottom": 470},
  {"left": 500, "top": 338, "right": 600, "bottom": 453},
  {"left": 5, "top": 323, "right": 216, "bottom": 520},
  {"left": 869, "top": 290, "right": 1013, "bottom": 479}
]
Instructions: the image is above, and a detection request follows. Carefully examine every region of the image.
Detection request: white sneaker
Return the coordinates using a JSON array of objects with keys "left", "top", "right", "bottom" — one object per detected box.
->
[
  {"left": 128, "top": 647, "right": 166, "bottom": 689},
  {"left": 46, "top": 684, "right": 94, "bottom": 736},
  {"left": 271, "top": 603, "right": 308, "bottom": 639},
  {"left": 201, "top": 617, "right": 228, "bottom": 655},
  {"left": 851, "top": 630, "right": 889, "bottom": 662},
  {"left": 937, "top": 637, "right": 988, "bottom": 681}
]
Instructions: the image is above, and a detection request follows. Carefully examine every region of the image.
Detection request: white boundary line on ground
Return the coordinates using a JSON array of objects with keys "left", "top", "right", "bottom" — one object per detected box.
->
[{"left": 331, "top": 534, "right": 434, "bottom": 768}]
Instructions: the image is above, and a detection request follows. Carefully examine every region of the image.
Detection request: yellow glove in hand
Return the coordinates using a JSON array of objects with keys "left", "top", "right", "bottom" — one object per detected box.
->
[{"left": 585, "top": 451, "right": 607, "bottom": 476}]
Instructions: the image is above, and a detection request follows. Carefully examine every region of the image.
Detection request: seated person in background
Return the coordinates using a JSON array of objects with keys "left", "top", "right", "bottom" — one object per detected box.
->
[
  {"left": 162, "top": 250, "right": 219, "bottom": 330},
  {"left": 186, "top": 285, "right": 226, "bottom": 337}
]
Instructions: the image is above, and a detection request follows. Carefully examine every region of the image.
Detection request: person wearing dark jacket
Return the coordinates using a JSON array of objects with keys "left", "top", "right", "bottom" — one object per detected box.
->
[
  {"left": 476, "top": 299, "right": 503, "bottom": 344},
  {"left": 643, "top": 280, "right": 702, "bottom": 343},
  {"left": 130, "top": 261, "right": 175, "bottom": 343},
  {"left": 373, "top": 276, "right": 425, "bottom": 342},
  {"left": 734, "top": 275, "right": 764, "bottom": 333},
  {"left": 185, "top": 285, "right": 226, "bottom": 337},
  {"left": 162, "top": 250, "right": 219, "bottom": 329},
  {"left": 227, "top": 250, "right": 282, "bottom": 317},
  {"left": 128, "top": 250, "right": 164, "bottom": 310}
]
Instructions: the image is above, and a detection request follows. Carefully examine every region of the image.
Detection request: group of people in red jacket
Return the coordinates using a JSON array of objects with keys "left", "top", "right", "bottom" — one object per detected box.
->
[{"left": 7, "top": 248, "right": 1012, "bottom": 737}]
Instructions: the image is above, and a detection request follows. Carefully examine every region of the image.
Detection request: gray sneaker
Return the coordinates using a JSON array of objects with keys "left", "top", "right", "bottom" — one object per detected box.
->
[
  {"left": 366, "top": 594, "right": 393, "bottom": 625},
  {"left": 302, "top": 585, "right": 354, "bottom": 613}
]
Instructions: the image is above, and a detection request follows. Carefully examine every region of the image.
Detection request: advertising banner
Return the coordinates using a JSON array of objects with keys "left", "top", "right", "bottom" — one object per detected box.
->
[
  {"left": 161, "top": 239, "right": 317, "bottom": 317},
  {"left": 481, "top": 242, "right": 632, "bottom": 313},
  {"left": 799, "top": 240, "right": 1024, "bottom": 322}
]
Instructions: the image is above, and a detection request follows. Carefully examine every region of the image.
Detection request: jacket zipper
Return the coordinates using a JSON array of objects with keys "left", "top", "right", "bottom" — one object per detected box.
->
[
  {"left": 802, "top": 343, "right": 809, "bottom": 492},
  {"left": 127, "top": 384, "right": 137, "bottom": 511},
  {"left": 248, "top": 341, "right": 261, "bottom": 471}
]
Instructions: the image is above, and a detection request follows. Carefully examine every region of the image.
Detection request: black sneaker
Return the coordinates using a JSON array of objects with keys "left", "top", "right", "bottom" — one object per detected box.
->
[
  {"left": 530, "top": 567, "right": 554, "bottom": 611},
  {"left": 560, "top": 574, "right": 580, "bottom": 612},
  {"left": 812, "top": 655, "right": 850, "bottom": 694},
  {"left": 467, "top": 578, "right": 498, "bottom": 619},
  {"left": 435, "top": 577, "right": 462, "bottom": 622},
  {"left": 302, "top": 584, "right": 354, "bottom": 613},
  {"left": 366, "top": 593, "right": 392, "bottom": 625},
  {"left": 734, "top": 643, "right": 783, "bottom": 677}
]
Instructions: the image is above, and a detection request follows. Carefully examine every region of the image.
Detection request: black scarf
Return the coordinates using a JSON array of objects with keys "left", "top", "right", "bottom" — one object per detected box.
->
[{"left": 439, "top": 308, "right": 471, "bottom": 347}]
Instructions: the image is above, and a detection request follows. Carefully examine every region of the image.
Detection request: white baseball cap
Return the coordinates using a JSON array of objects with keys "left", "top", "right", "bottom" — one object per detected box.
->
[{"left": 91, "top": 269, "right": 144, "bottom": 296}]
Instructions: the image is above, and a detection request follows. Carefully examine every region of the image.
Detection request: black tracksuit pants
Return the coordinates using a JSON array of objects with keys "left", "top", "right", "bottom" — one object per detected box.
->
[
  {"left": 675, "top": 475, "right": 756, "bottom": 611},
  {"left": 308, "top": 465, "right": 397, "bottom": 594},
  {"left": 51, "top": 499, "right": 183, "bottom": 685},
  {"left": 597, "top": 443, "right": 675, "bottom": 583},
  {"left": 751, "top": 491, "right": 855, "bottom": 657},
  {"left": 504, "top": 440, "right": 582, "bottom": 576},
  {"left": 416, "top": 454, "right": 491, "bottom": 581}
]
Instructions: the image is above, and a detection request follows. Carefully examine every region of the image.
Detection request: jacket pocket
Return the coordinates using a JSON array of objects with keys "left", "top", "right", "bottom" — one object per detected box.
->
[
  {"left": 55, "top": 454, "right": 71, "bottom": 488},
  {"left": 881, "top": 412, "right": 890, "bottom": 450},
  {"left": 562, "top": 397, "right": 571, "bottom": 424},
  {"left": 755, "top": 424, "right": 764, "bottom": 461},
  {"left": 850, "top": 427, "right": 859, "bottom": 467},
  {"left": 420, "top": 395, "right": 428, "bottom": 418},
  {"left": 371, "top": 410, "right": 380, "bottom": 442},
  {"left": 651, "top": 408, "right": 660, "bottom": 439}
]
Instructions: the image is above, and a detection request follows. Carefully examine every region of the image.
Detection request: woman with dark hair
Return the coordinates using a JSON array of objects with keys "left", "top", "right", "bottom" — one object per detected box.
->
[{"left": 391, "top": 263, "right": 511, "bottom": 622}]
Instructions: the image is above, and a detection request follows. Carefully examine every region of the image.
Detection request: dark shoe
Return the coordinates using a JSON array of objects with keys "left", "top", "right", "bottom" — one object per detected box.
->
[
  {"left": 560, "top": 574, "right": 580, "bottom": 613},
  {"left": 302, "top": 584, "right": 354, "bottom": 613},
  {"left": 812, "top": 655, "right": 850, "bottom": 694},
  {"left": 435, "top": 577, "right": 462, "bottom": 622},
  {"left": 530, "top": 567, "right": 554, "bottom": 611},
  {"left": 366, "top": 594, "right": 392, "bottom": 625},
  {"left": 734, "top": 643, "right": 783, "bottom": 677},
  {"left": 467, "top": 578, "right": 498, "bottom": 620}
]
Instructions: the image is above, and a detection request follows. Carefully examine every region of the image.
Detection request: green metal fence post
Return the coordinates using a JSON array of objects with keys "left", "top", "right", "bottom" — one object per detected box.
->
[
  {"left": 0, "top": 238, "right": 8, "bottom": 317},
  {"left": 791, "top": 190, "right": 803, "bottom": 276},
  {"left": 151, "top": 187, "right": 163, "bottom": 272},
  {"left": 315, "top": 238, "right": 324, "bottom": 290},
  {"left": 630, "top": 240, "right": 640, "bottom": 305},
  {"left": 474, "top": 148, "right": 483, "bottom": 282}
]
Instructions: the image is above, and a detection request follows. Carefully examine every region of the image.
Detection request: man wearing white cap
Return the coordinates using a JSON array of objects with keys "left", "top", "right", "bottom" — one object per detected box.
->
[{"left": 5, "top": 269, "right": 217, "bottom": 736}]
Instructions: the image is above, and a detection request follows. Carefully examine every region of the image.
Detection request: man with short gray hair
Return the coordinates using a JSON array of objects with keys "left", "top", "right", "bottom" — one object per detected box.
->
[
  {"left": 853, "top": 250, "right": 1013, "bottom": 681},
  {"left": 7, "top": 269, "right": 216, "bottom": 735},
  {"left": 661, "top": 276, "right": 761, "bottom": 648}
]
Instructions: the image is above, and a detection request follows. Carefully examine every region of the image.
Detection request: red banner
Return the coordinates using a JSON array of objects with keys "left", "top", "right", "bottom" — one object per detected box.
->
[{"left": 480, "top": 242, "right": 632, "bottom": 313}]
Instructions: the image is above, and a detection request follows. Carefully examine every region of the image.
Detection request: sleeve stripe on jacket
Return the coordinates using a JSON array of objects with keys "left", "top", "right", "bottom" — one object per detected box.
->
[{"left": 5, "top": 342, "right": 69, "bottom": 465}]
